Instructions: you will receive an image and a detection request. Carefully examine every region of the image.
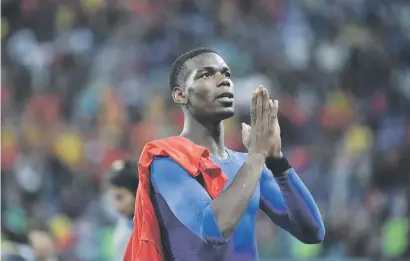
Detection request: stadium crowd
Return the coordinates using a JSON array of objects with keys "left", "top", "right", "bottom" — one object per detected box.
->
[{"left": 1, "top": 0, "right": 409, "bottom": 260}]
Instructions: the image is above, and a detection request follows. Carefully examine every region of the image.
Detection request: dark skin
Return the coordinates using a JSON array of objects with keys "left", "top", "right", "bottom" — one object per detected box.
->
[
  {"left": 172, "top": 52, "right": 284, "bottom": 238},
  {"left": 173, "top": 53, "right": 234, "bottom": 159}
]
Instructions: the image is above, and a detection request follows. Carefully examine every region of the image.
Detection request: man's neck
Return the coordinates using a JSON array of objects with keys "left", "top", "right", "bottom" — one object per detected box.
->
[{"left": 180, "top": 115, "right": 227, "bottom": 159}]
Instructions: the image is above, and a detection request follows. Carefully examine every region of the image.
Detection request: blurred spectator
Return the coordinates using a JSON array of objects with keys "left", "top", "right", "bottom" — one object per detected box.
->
[
  {"left": 105, "top": 160, "right": 138, "bottom": 261},
  {"left": 29, "top": 229, "right": 62, "bottom": 261},
  {"left": 1, "top": 227, "right": 33, "bottom": 261}
]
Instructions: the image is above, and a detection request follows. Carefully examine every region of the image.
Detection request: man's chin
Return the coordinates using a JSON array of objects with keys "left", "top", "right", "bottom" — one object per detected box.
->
[
  {"left": 215, "top": 107, "right": 235, "bottom": 121},
  {"left": 194, "top": 107, "right": 234, "bottom": 122}
]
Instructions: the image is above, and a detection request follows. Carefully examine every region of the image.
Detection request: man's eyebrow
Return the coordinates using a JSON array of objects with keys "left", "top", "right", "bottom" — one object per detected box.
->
[
  {"left": 196, "top": 66, "right": 231, "bottom": 73},
  {"left": 197, "top": 66, "right": 216, "bottom": 73},
  {"left": 221, "top": 66, "right": 231, "bottom": 73}
]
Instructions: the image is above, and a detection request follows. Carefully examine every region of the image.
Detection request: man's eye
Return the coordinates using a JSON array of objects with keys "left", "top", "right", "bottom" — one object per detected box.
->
[
  {"left": 202, "top": 73, "right": 211, "bottom": 79},
  {"left": 224, "top": 72, "right": 231, "bottom": 78}
]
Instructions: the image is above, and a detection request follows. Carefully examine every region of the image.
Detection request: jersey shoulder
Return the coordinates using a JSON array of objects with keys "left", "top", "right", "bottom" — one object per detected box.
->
[{"left": 150, "top": 156, "right": 192, "bottom": 182}]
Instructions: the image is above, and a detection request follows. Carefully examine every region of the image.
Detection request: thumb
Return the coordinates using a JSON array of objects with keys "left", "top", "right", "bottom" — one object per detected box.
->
[{"left": 241, "top": 123, "right": 251, "bottom": 137}]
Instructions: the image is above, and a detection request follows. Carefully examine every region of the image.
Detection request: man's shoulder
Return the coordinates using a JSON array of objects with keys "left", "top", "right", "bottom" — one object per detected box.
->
[
  {"left": 150, "top": 156, "right": 192, "bottom": 181},
  {"left": 150, "top": 156, "right": 196, "bottom": 190},
  {"left": 150, "top": 150, "right": 252, "bottom": 172},
  {"left": 151, "top": 156, "right": 181, "bottom": 169}
]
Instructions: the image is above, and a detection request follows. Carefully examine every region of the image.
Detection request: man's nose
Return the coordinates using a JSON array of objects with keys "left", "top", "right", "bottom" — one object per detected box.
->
[{"left": 216, "top": 74, "right": 231, "bottom": 88}]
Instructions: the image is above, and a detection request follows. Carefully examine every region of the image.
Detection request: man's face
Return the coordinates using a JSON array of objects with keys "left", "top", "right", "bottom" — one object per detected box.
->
[
  {"left": 108, "top": 186, "right": 135, "bottom": 218},
  {"left": 174, "top": 53, "right": 235, "bottom": 121}
]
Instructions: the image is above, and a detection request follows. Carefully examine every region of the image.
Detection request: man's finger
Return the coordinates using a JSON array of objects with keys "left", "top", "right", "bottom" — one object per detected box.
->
[
  {"left": 256, "top": 86, "right": 264, "bottom": 126},
  {"left": 251, "top": 91, "right": 257, "bottom": 127},
  {"left": 262, "top": 88, "right": 270, "bottom": 126},
  {"left": 241, "top": 123, "right": 251, "bottom": 137},
  {"left": 270, "top": 100, "right": 279, "bottom": 125},
  {"left": 268, "top": 99, "right": 274, "bottom": 125}
]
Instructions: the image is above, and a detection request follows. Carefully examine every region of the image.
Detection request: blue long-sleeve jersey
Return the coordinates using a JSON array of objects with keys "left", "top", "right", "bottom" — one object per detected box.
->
[{"left": 149, "top": 149, "right": 325, "bottom": 261}]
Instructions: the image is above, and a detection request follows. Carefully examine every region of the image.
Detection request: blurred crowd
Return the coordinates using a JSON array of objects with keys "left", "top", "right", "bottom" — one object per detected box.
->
[{"left": 1, "top": 0, "right": 410, "bottom": 260}]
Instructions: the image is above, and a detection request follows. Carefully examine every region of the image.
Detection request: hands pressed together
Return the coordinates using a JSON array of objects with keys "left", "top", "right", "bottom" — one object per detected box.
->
[{"left": 241, "top": 86, "right": 282, "bottom": 159}]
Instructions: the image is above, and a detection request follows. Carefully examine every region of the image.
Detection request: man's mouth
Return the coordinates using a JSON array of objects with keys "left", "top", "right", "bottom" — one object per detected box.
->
[{"left": 216, "top": 92, "right": 234, "bottom": 103}]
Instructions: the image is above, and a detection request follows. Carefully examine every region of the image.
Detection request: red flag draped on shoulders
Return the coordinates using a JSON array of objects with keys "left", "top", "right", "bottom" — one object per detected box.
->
[{"left": 123, "top": 136, "right": 228, "bottom": 261}]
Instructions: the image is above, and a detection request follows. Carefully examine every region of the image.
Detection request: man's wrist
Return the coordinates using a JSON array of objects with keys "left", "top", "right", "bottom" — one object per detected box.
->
[
  {"left": 265, "top": 155, "right": 292, "bottom": 177},
  {"left": 270, "top": 151, "right": 283, "bottom": 159},
  {"left": 247, "top": 152, "right": 266, "bottom": 163}
]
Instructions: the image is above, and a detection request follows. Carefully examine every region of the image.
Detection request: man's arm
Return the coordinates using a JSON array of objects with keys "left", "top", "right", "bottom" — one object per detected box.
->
[
  {"left": 211, "top": 153, "right": 265, "bottom": 238},
  {"left": 259, "top": 167, "right": 325, "bottom": 244},
  {"left": 151, "top": 154, "right": 265, "bottom": 242}
]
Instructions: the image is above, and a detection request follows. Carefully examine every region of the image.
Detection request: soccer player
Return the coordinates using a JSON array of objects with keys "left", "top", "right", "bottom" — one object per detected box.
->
[
  {"left": 107, "top": 160, "right": 138, "bottom": 261},
  {"left": 126, "top": 48, "right": 325, "bottom": 261}
]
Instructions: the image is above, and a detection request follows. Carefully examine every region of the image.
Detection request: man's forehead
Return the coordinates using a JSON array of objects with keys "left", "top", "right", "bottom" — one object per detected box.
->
[{"left": 185, "top": 53, "right": 228, "bottom": 71}]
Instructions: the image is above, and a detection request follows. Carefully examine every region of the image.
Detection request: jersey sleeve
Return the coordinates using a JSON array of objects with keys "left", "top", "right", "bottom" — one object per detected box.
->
[
  {"left": 260, "top": 167, "right": 325, "bottom": 244},
  {"left": 150, "top": 157, "right": 228, "bottom": 245}
]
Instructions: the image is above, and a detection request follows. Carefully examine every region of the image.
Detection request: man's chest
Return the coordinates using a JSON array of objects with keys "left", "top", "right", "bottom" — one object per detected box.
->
[{"left": 217, "top": 160, "right": 260, "bottom": 215}]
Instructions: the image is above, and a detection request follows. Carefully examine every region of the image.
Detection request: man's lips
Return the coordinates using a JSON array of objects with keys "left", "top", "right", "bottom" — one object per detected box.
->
[{"left": 216, "top": 92, "right": 234, "bottom": 100}]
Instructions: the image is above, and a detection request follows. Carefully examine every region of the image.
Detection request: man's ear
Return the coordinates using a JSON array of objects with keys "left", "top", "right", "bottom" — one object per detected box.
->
[{"left": 172, "top": 87, "right": 188, "bottom": 105}]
